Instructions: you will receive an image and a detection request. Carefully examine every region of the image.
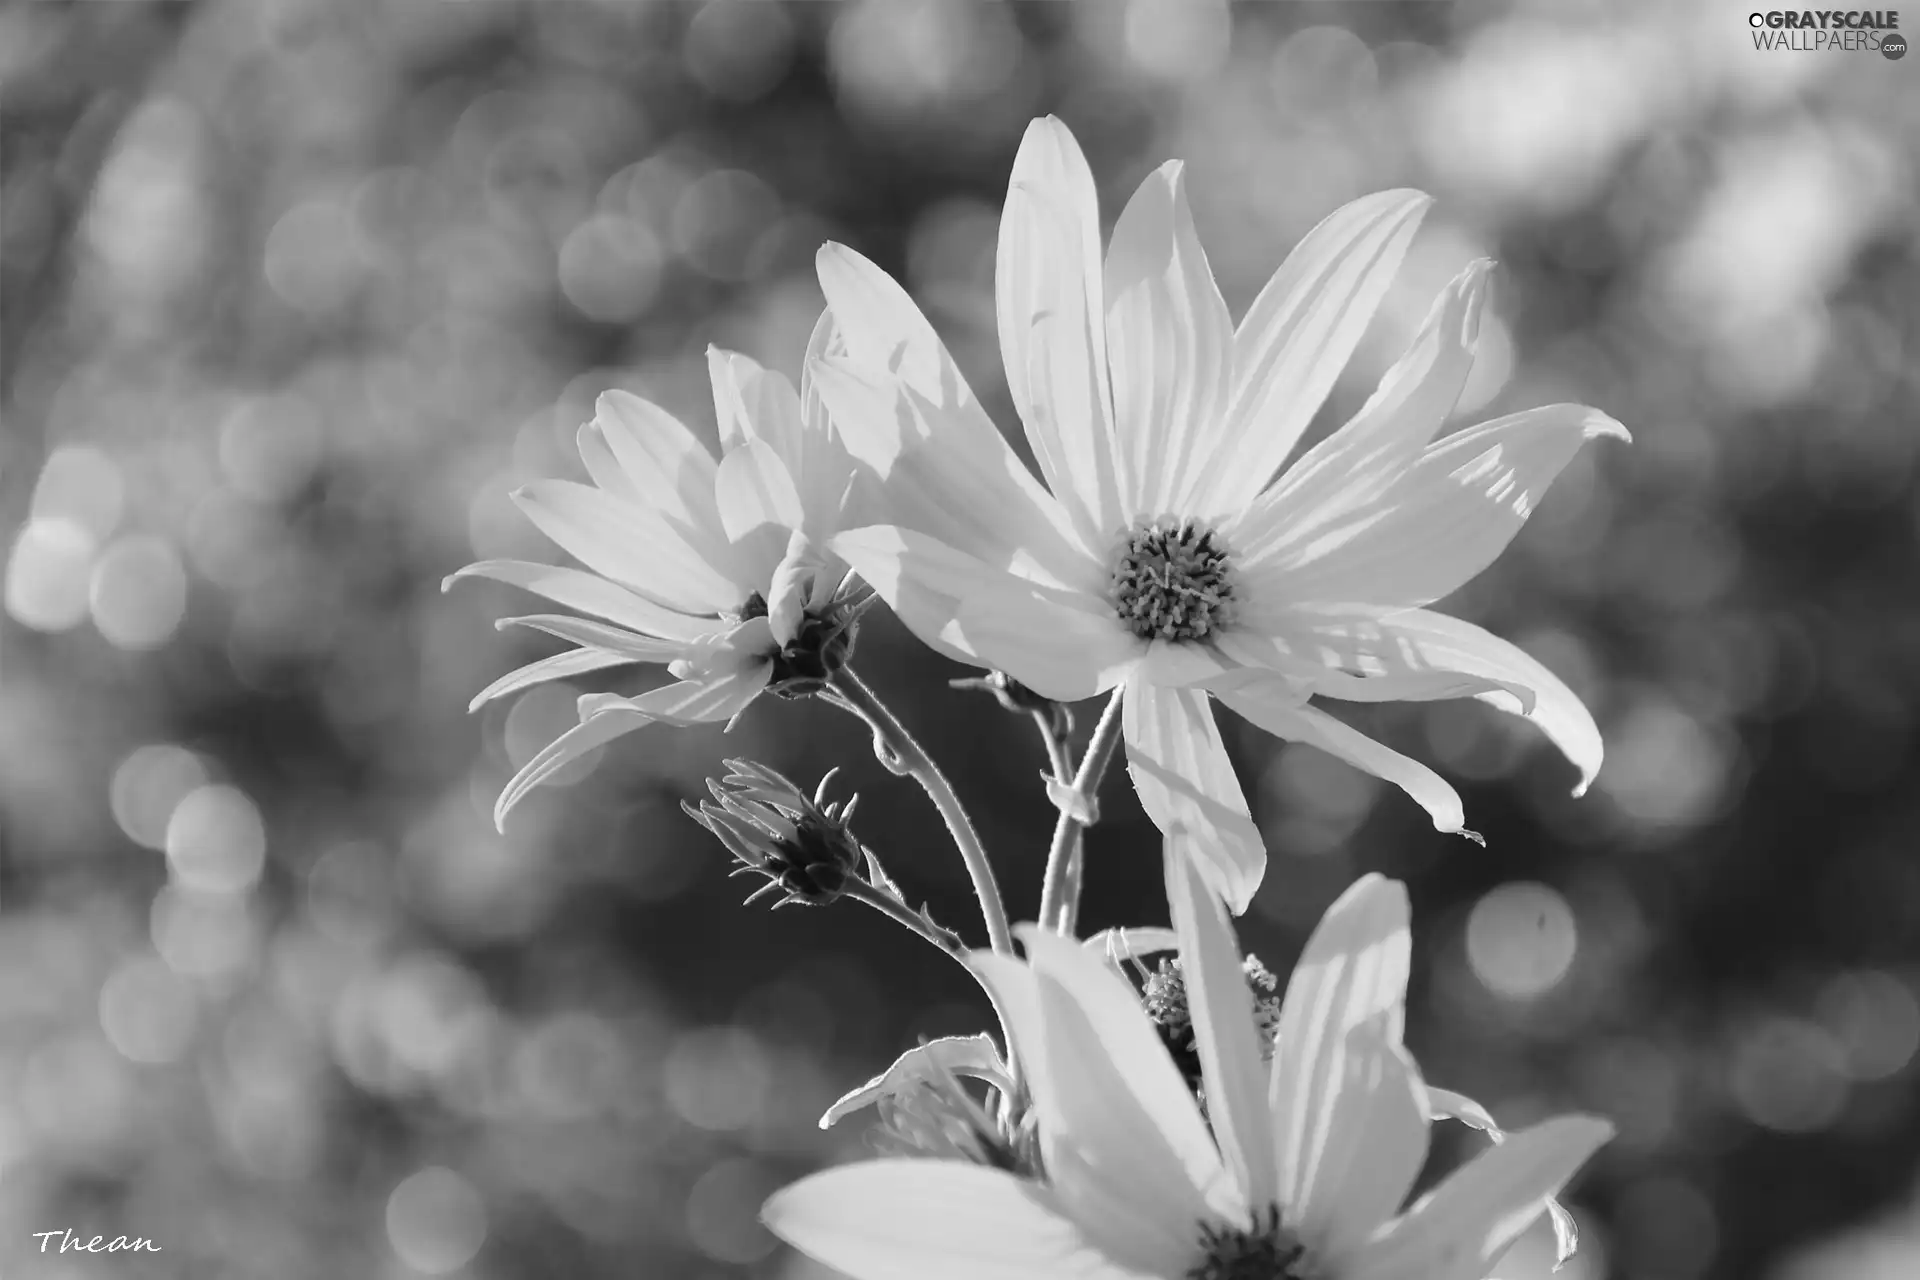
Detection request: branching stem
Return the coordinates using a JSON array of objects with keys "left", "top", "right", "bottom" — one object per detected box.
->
[
  {"left": 1038, "top": 688, "right": 1125, "bottom": 935},
  {"left": 827, "top": 667, "right": 1015, "bottom": 956}
]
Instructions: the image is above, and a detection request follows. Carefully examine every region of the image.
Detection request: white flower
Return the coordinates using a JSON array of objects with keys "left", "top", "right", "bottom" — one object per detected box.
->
[
  {"left": 764, "top": 848, "right": 1613, "bottom": 1280},
  {"left": 448, "top": 318, "right": 857, "bottom": 828},
  {"left": 811, "top": 116, "right": 1627, "bottom": 910}
]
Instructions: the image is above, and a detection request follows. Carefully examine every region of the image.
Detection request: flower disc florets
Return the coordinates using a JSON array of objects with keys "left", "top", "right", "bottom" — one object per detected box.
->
[
  {"left": 736, "top": 592, "right": 860, "bottom": 697},
  {"left": 1190, "top": 1206, "right": 1317, "bottom": 1280},
  {"left": 684, "top": 760, "right": 863, "bottom": 907},
  {"left": 1142, "top": 954, "right": 1283, "bottom": 1088},
  {"left": 1110, "top": 520, "right": 1236, "bottom": 642}
]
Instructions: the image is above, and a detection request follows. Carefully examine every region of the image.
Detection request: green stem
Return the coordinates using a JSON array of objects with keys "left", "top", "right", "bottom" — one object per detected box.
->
[
  {"left": 1038, "top": 688, "right": 1125, "bottom": 935},
  {"left": 828, "top": 667, "right": 1015, "bottom": 956}
]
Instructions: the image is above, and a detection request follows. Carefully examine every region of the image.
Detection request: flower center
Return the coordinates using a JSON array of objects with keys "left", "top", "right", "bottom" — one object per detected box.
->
[
  {"left": 1190, "top": 1207, "right": 1316, "bottom": 1280},
  {"left": 733, "top": 591, "right": 858, "bottom": 697},
  {"left": 1110, "top": 520, "right": 1235, "bottom": 642},
  {"left": 1142, "top": 954, "right": 1284, "bottom": 1092}
]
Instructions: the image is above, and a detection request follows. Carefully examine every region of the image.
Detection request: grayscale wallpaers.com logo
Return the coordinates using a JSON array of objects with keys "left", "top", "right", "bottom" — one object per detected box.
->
[{"left": 1750, "top": 10, "right": 1906, "bottom": 56}]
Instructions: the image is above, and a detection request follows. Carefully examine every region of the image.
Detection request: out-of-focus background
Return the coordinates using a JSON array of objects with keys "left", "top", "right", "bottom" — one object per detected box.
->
[{"left": 2, "top": 1, "right": 1917, "bottom": 1277}]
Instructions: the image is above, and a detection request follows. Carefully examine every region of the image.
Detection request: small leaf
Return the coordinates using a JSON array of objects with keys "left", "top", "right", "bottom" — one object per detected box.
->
[
  {"left": 1045, "top": 777, "right": 1098, "bottom": 825},
  {"left": 818, "top": 1034, "right": 1010, "bottom": 1130}
]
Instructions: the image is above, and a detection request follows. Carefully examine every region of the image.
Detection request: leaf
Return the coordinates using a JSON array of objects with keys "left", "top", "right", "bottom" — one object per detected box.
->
[{"left": 818, "top": 1035, "right": 1011, "bottom": 1130}]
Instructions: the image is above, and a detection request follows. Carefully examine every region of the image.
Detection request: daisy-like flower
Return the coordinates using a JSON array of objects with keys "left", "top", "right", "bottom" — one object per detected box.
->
[
  {"left": 448, "top": 316, "right": 860, "bottom": 828},
  {"left": 764, "top": 847, "right": 1613, "bottom": 1280},
  {"left": 811, "top": 117, "right": 1627, "bottom": 910}
]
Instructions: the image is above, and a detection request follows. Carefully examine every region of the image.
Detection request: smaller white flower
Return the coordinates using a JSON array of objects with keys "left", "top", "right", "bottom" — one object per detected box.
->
[
  {"left": 448, "top": 317, "right": 858, "bottom": 828},
  {"left": 764, "top": 850, "right": 1612, "bottom": 1280}
]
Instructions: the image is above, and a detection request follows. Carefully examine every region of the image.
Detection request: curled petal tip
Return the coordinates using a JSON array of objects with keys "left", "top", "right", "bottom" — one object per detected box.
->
[
  {"left": 439, "top": 573, "right": 460, "bottom": 593},
  {"left": 1583, "top": 409, "right": 1632, "bottom": 444},
  {"left": 1458, "top": 827, "right": 1486, "bottom": 847}
]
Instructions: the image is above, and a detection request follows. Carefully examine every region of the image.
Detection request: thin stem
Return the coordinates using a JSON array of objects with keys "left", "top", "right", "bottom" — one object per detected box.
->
[
  {"left": 841, "top": 879, "right": 965, "bottom": 959},
  {"left": 828, "top": 667, "right": 1015, "bottom": 956},
  {"left": 1032, "top": 708, "right": 1074, "bottom": 785},
  {"left": 1038, "top": 688, "right": 1125, "bottom": 935},
  {"left": 1055, "top": 838, "right": 1087, "bottom": 938}
]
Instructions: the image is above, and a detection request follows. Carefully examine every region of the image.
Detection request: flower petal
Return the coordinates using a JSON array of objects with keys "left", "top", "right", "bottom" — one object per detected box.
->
[
  {"left": 714, "top": 437, "right": 805, "bottom": 542},
  {"left": 1427, "top": 1088, "right": 1583, "bottom": 1267},
  {"left": 831, "top": 524, "right": 1131, "bottom": 691},
  {"left": 513, "top": 480, "right": 744, "bottom": 614},
  {"left": 829, "top": 523, "right": 1027, "bottom": 666},
  {"left": 794, "top": 308, "right": 860, "bottom": 536},
  {"left": 594, "top": 390, "right": 724, "bottom": 535},
  {"left": 1121, "top": 679, "right": 1267, "bottom": 914},
  {"left": 445, "top": 560, "right": 720, "bottom": 643},
  {"left": 1246, "top": 404, "right": 1629, "bottom": 609},
  {"left": 1283, "top": 608, "right": 1601, "bottom": 796},
  {"left": 1103, "top": 161, "right": 1233, "bottom": 518},
  {"left": 708, "top": 347, "right": 804, "bottom": 464},
  {"left": 1136, "top": 639, "right": 1237, "bottom": 689},
  {"left": 1289, "top": 1018, "right": 1430, "bottom": 1259},
  {"left": 598, "top": 660, "right": 772, "bottom": 723},
  {"left": 1080, "top": 926, "right": 1181, "bottom": 966},
  {"left": 1221, "top": 682, "right": 1468, "bottom": 835},
  {"left": 493, "top": 705, "right": 652, "bottom": 829},
  {"left": 1018, "top": 924, "right": 1229, "bottom": 1213},
  {"left": 1166, "top": 839, "right": 1276, "bottom": 1211},
  {"left": 467, "top": 647, "right": 640, "bottom": 713},
  {"left": 1342, "top": 1115, "right": 1613, "bottom": 1280},
  {"left": 1258, "top": 873, "right": 1412, "bottom": 1218},
  {"left": 1230, "top": 259, "right": 1491, "bottom": 558},
  {"left": 765, "top": 529, "right": 828, "bottom": 647},
  {"left": 762, "top": 1159, "right": 1144, "bottom": 1280},
  {"left": 576, "top": 421, "right": 644, "bottom": 505},
  {"left": 1203, "top": 190, "right": 1431, "bottom": 517},
  {"left": 997, "top": 116, "right": 1122, "bottom": 546},
  {"left": 970, "top": 951, "right": 1217, "bottom": 1272},
  {"left": 818, "top": 1034, "right": 1011, "bottom": 1129},
  {"left": 953, "top": 576, "right": 1141, "bottom": 702},
  {"left": 495, "top": 614, "right": 690, "bottom": 661},
  {"left": 814, "top": 244, "right": 1095, "bottom": 590}
]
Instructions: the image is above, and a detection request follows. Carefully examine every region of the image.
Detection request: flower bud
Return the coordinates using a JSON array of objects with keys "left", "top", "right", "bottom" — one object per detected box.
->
[{"left": 684, "top": 760, "right": 864, "bottom": 907}]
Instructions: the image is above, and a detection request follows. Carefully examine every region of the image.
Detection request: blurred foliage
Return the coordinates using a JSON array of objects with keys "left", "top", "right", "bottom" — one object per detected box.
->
[{"left": 2, "top": 2, "right": 1919, "bottom": 1278}]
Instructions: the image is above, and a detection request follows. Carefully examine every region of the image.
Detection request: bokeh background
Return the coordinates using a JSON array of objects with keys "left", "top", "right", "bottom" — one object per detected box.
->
[{"left": 3, "top": 1, "right": 1919, "bottom": 1277}]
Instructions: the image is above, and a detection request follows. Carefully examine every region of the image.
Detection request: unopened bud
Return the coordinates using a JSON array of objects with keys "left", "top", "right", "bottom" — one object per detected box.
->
[{"left": 684, "top": 760, "right": 864, "bottom": 907}]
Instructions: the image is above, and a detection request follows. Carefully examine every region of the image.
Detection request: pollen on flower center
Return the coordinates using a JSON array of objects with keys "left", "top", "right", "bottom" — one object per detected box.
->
[
  {"left": 1142, "top": 954, "right": 1283, "bottom": 1091},
  {"left": 1190, "top": 1206, "right": 1316, "bottom": 1280},
  {"left": 1111, "top": 520, "right": 1235, "bottom": 642}
]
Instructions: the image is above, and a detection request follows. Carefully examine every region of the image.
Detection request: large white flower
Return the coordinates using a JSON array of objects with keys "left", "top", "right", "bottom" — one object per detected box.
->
[
  {"left": 765, "top": 849, "right": 1613, "bottom": 1280},
  {"left": 812, "top": 117, "right": 1627, "bottom": 911},
  {"left": 449, "top": 317, "right": 857, "bottom": 828}
]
